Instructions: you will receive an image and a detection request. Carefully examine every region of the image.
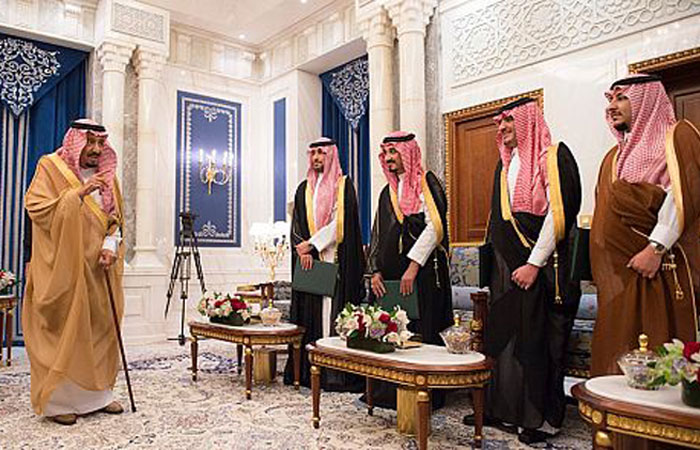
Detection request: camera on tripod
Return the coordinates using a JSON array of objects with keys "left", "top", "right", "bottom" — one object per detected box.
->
[
  {"left": 166, "top": 210, "right": 206, "bottom": 345},
  {"left": 179, "top": 211, "right": 197, "bottom": 238}
]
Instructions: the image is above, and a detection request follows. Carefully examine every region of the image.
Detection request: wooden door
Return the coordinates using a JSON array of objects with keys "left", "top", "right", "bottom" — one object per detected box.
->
[{"left": 450, "top": 116, "right": 499, "bottom": 244}]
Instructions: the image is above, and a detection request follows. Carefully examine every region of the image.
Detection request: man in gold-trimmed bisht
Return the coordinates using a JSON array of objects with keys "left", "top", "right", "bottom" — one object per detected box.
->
[
  {"left": 23, "top": 119, "right": 125, "bottom": 426},
  {"left": 283, "top": 137, "right": 365, "bottom": 391},
  {"left": 366, "top": 131, "right": 453, "bottom": 409},
  {"left": 591, "top": 74, "right": 700, "bottom": 378},
  {"left": 472, "top": 98, "right": 581, "bottom": 445}
]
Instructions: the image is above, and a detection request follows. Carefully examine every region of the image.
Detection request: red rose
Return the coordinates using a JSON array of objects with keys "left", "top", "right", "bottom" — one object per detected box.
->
[
  {"left": 378, "top": 313, "right": 391, "bottom": 324},
  {"left": 386, "top": 322, "right": 398, "bottom": 333},
  {"left": 683, "top": 342, "right": 700, "bottom": 361},
  {"left": 357, "top": 314, "right": 365, "bottom": 331},
  {"left": 214, "top": 300, "right": 223, "bottom": 307},
  {"left": 697, "top": 368, "right": 700, "bottom": 384}
]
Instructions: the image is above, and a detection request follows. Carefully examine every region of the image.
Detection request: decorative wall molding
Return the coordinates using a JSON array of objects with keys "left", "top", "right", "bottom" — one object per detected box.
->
[
  {"left": 629, "top": 45, "right": 700, "bottom": 73},
  {"left": 112, "top": 1, "right": 164, "bottom": 44},
  {"left": 95, "top": 0, "right": 169, "bottom": 55},
  {"left": 168, "top": 25, "right": 257, "bottom": 80},
  {"left": 445, "top": 0, "right": 700, "bottom": 86},
  {"left": 260, "top": 1, "right": 359, "bottom": 80},
  {"left": 0, "top": 0, "right": 98, "bottom": 44},
  {"left": 176, "top": 91, "right": 242, "bottom": 248}
]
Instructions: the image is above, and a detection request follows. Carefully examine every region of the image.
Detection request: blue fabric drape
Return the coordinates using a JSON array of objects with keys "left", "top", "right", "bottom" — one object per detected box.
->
[
  {"left": 0, "top": 34, "right": 87, "bottom": 343},
  {"left": 320, "top": 56, "right": 370, "bottom": 243}
]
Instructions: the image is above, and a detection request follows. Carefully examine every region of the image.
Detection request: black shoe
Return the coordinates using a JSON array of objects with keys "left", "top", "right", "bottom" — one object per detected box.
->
[
  {"left": 462, "top": 414, "right": 518, "bottom": 434},
  {"left": 517, "top": 429, "right": 550, "bottom": 445}
]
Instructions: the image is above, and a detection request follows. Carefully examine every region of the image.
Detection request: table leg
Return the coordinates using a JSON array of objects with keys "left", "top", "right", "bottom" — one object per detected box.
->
[
  {"left": 237, "top": 344, "right": 243, "bottom": 375},
  {"left": 190, "top": 336, "right": 198, "bottom": 381},
  {"left": 311, "top": 365, "right": 321, "bottom": 429},
  {"left": 472, "top": 387, "right": 484, "bottom": 448},
  {"left": 417, "top": 390, "right": 430, "bottom": 450},
  {"left": 5, "top": 309, "right": 12, "bottom": 367},
  {"left": 0, "top": 309, "right": 5, "bottom": 366},
  {"left": 293, "top": 342, "right": 301, "bottom": 390},
  {"left": 366, "top": 377, "right": 374, "bottom": 416},
  {"left": 245, "top": 346, "right": 253, "bottom": 400}
]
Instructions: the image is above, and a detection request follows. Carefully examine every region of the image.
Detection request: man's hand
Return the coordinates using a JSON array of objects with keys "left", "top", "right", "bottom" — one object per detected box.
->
[
  {"left": 99, "top": 249, "right": 116, "bottom": 269},
  {"left": 627, "top": 244, "right": 663, "bottom": 279},
  {"left": 400, "top": 261, "right": 420, "bottom": 295},
  {"left": 511, "top": 264, "right": 540, "bottom": 290},
  {"left": 300, "top": 254, "right": 313, "bottom": 270},
  {"left": 296, "top": 241, "right": 313, "bottom": 256},
  {"left": 79, "top": 174, "right": 107, "bottom": 200},
  {"left": 371, "top": 272, "right": 386, "bottom": 298}
]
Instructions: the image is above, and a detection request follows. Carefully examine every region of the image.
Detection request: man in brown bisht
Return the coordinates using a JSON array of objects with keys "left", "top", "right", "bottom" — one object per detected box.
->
[
  {"left": 591, "top": 74, "right": 700, "bottom": 379},
  {"left": 24, "top": 119, "right": 125, "bottom": 425}
]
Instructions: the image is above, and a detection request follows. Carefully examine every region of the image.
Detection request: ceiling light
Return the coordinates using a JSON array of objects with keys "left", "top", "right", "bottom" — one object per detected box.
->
[
  {"left": 239, "top": 34, "right": 246, "bottom": 39},
  {"left": 301, "top": 0, "right": 308, "bottom": 3}
]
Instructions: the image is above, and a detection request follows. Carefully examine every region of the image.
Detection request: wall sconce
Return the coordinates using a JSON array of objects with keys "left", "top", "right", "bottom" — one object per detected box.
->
[{"left": 195, "top": 148, "right": 233, "bottom": 195}]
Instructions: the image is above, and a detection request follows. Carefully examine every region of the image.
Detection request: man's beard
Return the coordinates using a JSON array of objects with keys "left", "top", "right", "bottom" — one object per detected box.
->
[
  {"left": 314, "top": 165, "right": 323, "bottom": 173},
  {"left": 613, "top": 122, "right": 629, "bottom": 132}
]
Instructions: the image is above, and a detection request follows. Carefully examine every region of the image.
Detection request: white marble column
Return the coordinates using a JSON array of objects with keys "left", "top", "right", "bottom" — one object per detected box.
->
[
  {"left": 386, "top": 0, "right": 437, "bottom": 159},
  {"left": 97, "top": 40, "right": 135, "bottom": 181},
  {"left": 360, "top": 8, "right": 395, "bottom": 215},
  {"left": 131, "top": 47, "right": 166, "bottom": 268}
]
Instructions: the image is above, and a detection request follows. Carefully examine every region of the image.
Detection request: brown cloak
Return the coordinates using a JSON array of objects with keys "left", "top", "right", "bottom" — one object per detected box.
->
[
  {"left": 23, "top": 153, "right": 125, "bottom": 414},
  {"left": 590, "top": 120, "right": 700, "bottom": 376}
]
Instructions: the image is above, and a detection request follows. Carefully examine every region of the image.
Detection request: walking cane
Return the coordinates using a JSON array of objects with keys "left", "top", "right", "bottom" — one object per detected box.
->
[{"left": 104, "top": 268, "right": 137, "bottom": 413}]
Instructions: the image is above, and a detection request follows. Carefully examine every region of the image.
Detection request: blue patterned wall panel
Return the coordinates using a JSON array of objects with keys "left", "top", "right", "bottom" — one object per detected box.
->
[{"left": 175, "top": 91, "right": 242, "bottom": 247}]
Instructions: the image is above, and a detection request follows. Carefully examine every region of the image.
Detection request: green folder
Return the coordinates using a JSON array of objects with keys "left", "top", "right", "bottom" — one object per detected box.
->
[
  {"left": 377, "top": 280, "right": 419, "bottom": 319},
  {"left": 292, "top": 258, "right": 339, "bottom": 297}
]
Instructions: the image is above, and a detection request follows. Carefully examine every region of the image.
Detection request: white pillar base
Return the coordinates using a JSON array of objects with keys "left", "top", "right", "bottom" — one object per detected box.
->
[{"left": 130, "top": 246, "right": 162, "bottom": 268}]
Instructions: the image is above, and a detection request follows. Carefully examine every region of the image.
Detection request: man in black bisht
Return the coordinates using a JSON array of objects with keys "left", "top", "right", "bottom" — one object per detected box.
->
[
  {"left": 366, "top": 131, "right": 453, "bottom": 409},
  {"left": 467, "top": 98, "right": 581, "bottom": 444},
  {"left": 283, "top": 137, "right": 365, "bottom": 392}
]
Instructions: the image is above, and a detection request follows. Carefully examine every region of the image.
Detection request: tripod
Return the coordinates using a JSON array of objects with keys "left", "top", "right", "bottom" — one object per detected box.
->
[{"left": 165, "top": 212, "right": 206, "bottom": 346}]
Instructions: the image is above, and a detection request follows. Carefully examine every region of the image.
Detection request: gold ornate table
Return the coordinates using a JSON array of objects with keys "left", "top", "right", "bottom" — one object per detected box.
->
[
  {"left": 0, "top": 295, "right": 16, "bottom": 367},
  {"left": 573, "top": 375, "right": 700, "bottom": 449},
  {"left": 308, "top": 337, "right": 491, "bottom": 450},
  {"left": 189, "top": 320, "right": 304, "bottom": 399}
]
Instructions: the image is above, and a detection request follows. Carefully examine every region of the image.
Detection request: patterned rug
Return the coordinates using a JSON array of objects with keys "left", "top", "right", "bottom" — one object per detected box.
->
[{"left": 0, "top": 342, "right": 591, "bottom": 449}]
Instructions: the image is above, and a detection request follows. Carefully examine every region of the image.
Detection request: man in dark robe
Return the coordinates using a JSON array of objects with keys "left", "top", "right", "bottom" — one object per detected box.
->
[
  {"left": 283, "top": 137, "right": 365, "bottom": 391},
  {"left": 591, "top": 75, "right": 700, "bottom": 382},
  {"left": 367, "top": 131, "right": 453, "bottom": 409},
  {"left": 470, "top": 98, "right": 581, "bottom": 445}
]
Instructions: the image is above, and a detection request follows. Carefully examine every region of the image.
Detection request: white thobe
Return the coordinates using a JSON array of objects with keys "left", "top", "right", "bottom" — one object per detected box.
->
[
  {"left": 43, "top": 168, "right": 121, "bottom": 416},
  {"left": 398, "top": 174, "right": 439, "bottom": 267},
  {"left": 507, "top": 149, "right": 555, "bottom": 267}
]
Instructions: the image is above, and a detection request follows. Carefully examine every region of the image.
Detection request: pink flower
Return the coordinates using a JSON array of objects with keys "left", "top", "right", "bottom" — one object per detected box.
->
[{"left": 683, "top": 342, "right": 700, "bottom": 361}]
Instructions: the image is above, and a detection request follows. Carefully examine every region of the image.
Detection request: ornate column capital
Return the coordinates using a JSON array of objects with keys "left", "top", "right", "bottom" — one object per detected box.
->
[
  {"left": 358, "top": 7, "right": 395, "bottom": 49},
  {"left": 97, "top": 40, "right": 135, "bottom": 73},
  {"left": 134, "top": 47, "right": 166, "bottom": 81},
  {"left": 384, "top": 0, "right": 437, "bottom": 37}
]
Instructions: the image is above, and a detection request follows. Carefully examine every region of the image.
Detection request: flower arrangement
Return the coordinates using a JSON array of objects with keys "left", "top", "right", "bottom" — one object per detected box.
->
[
  {"left": 648, "top": 339, "right": 700, "bottom": 407},
  {"left": 0, "top": 269, "right": 16, "bottom": 294},
  {"left": 334, "top": 304, "right": 412, "bottom": 353},
  {"left": 197, "top": 292, "right": 251, "bottom": 326}
]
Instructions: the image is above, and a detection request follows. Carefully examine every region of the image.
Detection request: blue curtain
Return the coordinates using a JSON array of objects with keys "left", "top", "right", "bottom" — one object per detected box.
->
[
  {"left": 320, "top": 56, "right": 370, "bottom": 243},
  {"left": 0, "top": 34, "right": 88, "bottom": 343}
]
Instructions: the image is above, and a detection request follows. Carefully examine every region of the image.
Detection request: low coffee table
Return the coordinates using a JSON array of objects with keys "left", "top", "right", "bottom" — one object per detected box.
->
[
  {"left": 307, "top": 337, "right": 491, "bottom": 449},
  {"left": 573, "top": 375, "right": 700, "bottom": 449},
  {"left": 0, "top": 295, "right": 16, "bottom": 367},
  {"left": 189, "top": 320, "right": 305, "bottom": 399}
]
